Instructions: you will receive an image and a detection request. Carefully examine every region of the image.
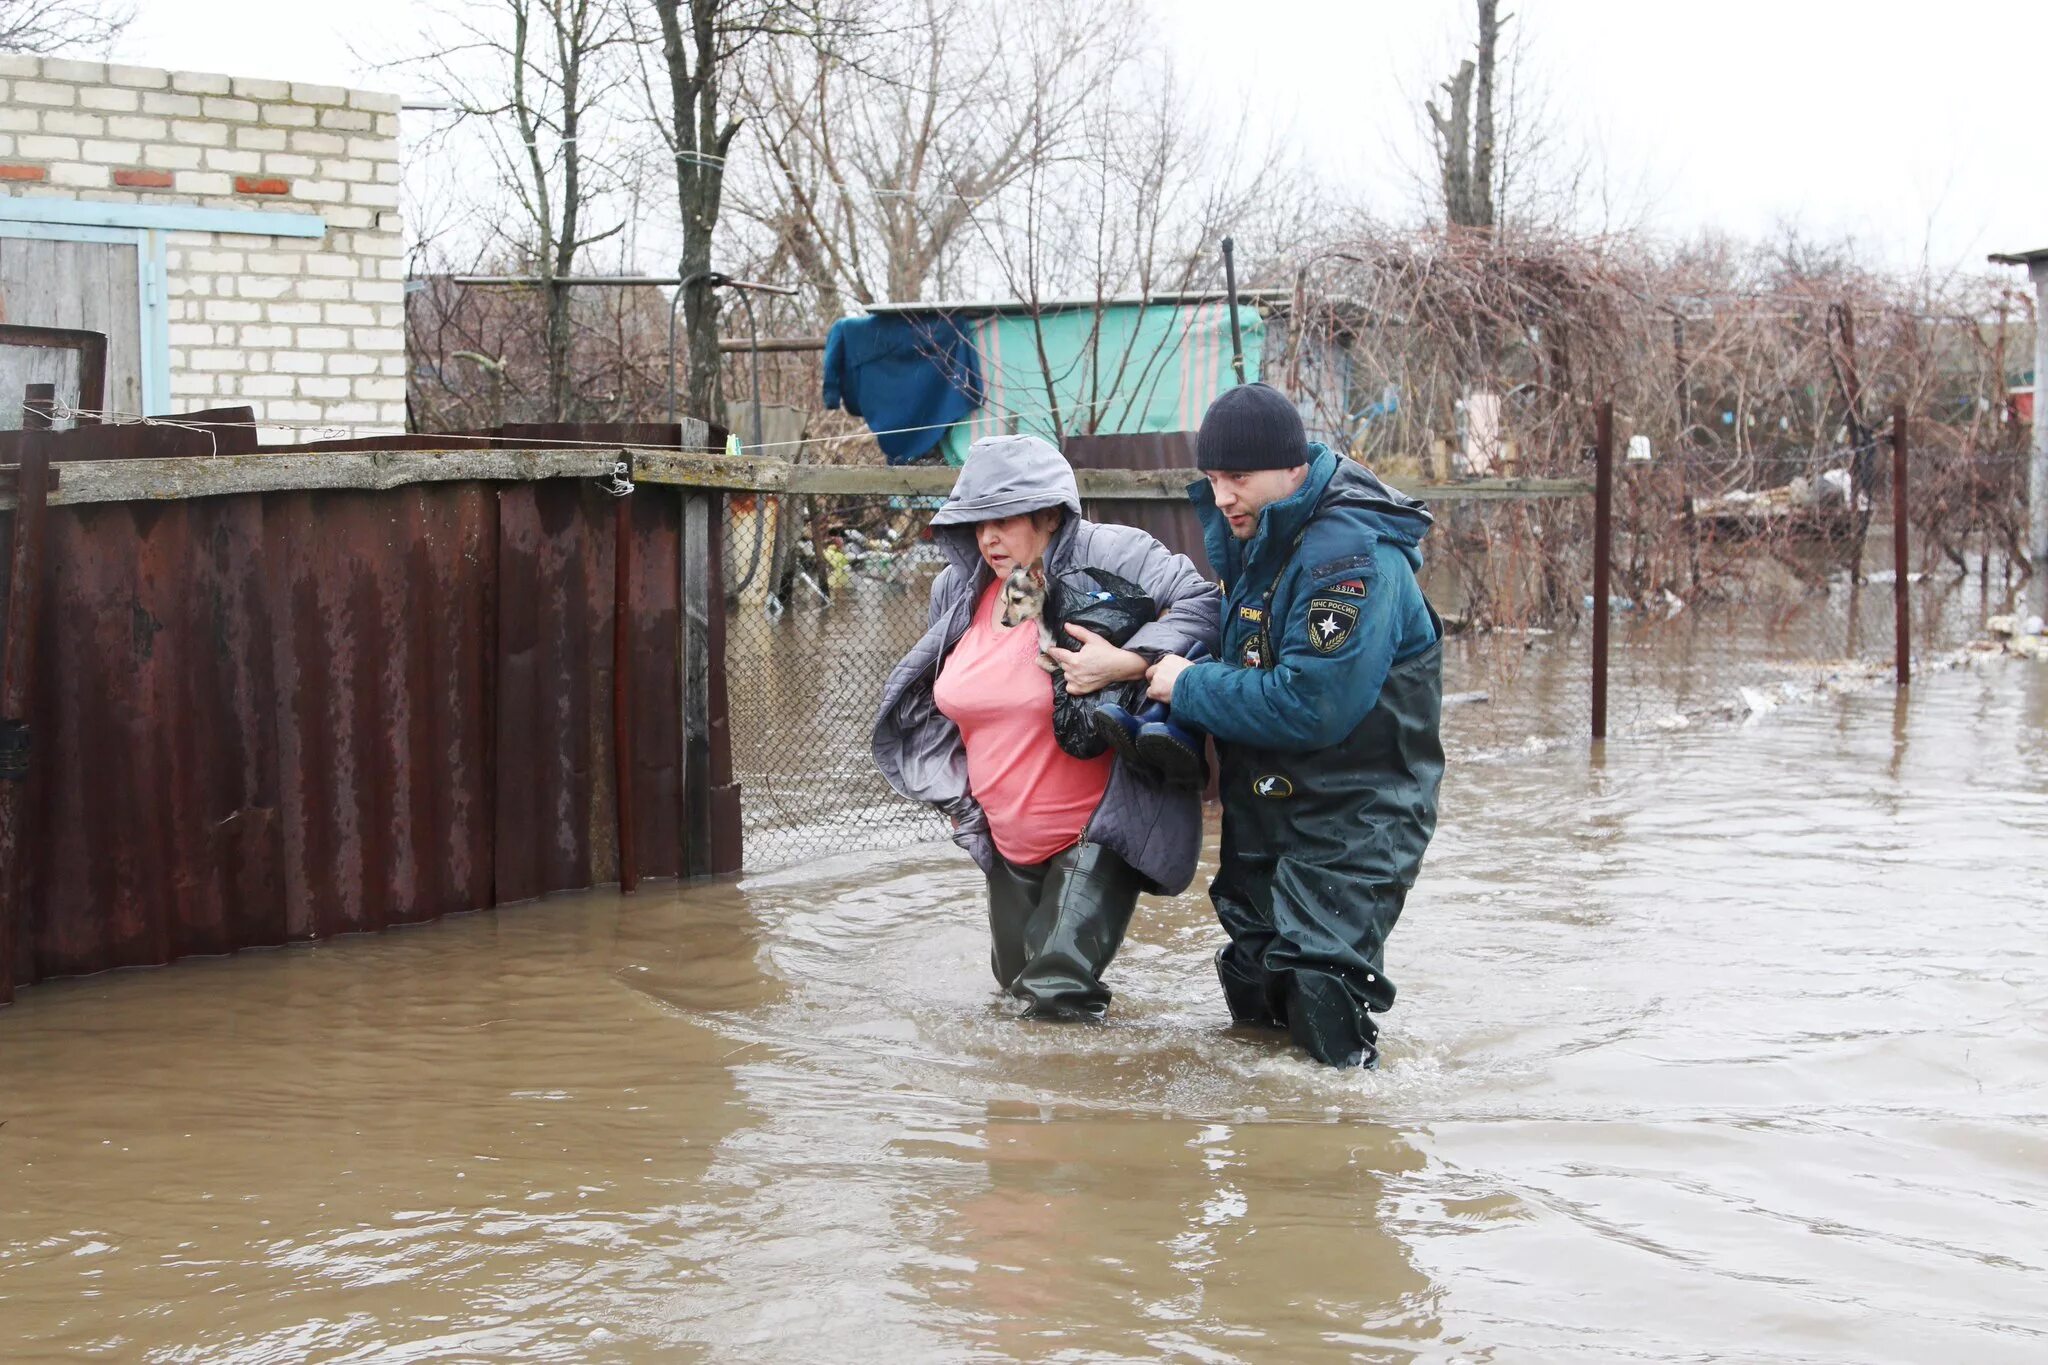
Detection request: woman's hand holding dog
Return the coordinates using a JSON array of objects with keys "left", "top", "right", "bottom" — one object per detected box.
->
[{"left": 1046, "top": 624, "right": 1148, "bottom": 696}]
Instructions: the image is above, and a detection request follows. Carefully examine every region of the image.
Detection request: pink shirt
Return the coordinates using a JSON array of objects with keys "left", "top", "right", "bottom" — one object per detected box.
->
[{"left": 934, "top": 581, "right": 1113, "bottom": 865}]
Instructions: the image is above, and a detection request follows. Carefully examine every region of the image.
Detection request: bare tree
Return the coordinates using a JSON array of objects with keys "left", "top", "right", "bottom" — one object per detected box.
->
[
  {"left": 403, "top": 0, "right": 638, "bottom": 420},
  {"left": 639, "top": 1, "right": 853, "bottom": 425},
  {"left": 0, "top": 0, "right": 132, "bottom": 54},
  {"left": 727, "top": 0, "right": 1137, "bottom": 317},
  {"left": 1427, "top": 0, "right": 1504, "bottom": 233}
]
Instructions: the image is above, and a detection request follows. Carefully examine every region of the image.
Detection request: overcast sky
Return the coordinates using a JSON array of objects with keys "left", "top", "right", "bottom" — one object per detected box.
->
[{"left": 108, "top": 0, "right": 2046, "bottom": 276}]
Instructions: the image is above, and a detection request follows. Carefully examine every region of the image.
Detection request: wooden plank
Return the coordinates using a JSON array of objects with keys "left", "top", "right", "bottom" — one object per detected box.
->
[
  {"left": 0, "top": 445, "right": 1591, "bottom": 508},
  {"left": 1, "top": 448, "right": 613, "bottom": 508}
]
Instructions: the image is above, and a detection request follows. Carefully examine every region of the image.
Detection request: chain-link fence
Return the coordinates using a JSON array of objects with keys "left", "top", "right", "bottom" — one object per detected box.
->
[{"left": 714, "top": 466, "right": 2021, "bottom": 870}]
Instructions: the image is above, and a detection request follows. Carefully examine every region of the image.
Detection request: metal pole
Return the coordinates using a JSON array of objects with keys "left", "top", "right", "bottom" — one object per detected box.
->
[
  {"left": 22, "top": 382, "right": 54, "bottom": 431},
  {"left": 0, "top": 431, "right": 52, "bottom": 1006},
  {"left": 1221, "top": 236, "right": 1246, "bottom": 385},
  {"left": 1592, "top": 401, "right": 1614, "bottom": 741},
  {"left": 613, "top": 485, "right": 638, "bottom": 893},
  {"left": 2031, "top": 262, "right": 2048, "bottom": 619},
  {"left": 1892, "top": 404, "right": 1911, "bottom": 686}
]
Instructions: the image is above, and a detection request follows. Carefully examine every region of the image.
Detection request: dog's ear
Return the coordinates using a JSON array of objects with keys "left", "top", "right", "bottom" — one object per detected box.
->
[{"left": 1027, "top": 561, "right": 1046, "bottom": 587}]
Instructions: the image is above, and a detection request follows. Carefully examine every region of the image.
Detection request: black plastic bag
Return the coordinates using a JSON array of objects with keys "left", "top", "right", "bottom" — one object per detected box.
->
[{"left": 1046, "top": 567, "right": 1157, "bottom": 759}]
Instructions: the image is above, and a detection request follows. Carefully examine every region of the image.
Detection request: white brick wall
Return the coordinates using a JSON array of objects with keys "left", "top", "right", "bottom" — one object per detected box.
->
[{"left": 0, "top": 55, "right": 405, "bottom": 436}]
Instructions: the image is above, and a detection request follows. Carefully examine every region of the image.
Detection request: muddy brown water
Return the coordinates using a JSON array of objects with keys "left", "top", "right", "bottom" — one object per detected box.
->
[{"left": 3, "top": 660, "right": 2045, "bottom": 1362}]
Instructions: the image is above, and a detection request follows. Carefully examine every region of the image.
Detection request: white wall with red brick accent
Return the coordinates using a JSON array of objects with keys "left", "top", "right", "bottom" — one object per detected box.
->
[{"left": 0, "top": 55, "right": 405, "bottom": 434}]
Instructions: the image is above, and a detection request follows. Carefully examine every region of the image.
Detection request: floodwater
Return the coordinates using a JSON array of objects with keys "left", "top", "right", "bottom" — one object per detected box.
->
[{"left": 3, "top": 660, "right": 2045, "bottom": 1362}]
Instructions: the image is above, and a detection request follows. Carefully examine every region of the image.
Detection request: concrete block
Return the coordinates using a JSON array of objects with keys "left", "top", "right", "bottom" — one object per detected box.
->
[
  {"left": 142, "top": 144, "right": 202, "bottom": 170},
  {"left": 40, "top": 111, "right": 105, "bottom": 137},
  {"left": 142, "top": 91, "right": 204, "bottom": 117},
  {"left": 79, "top": 87, "right": 140, "bottom": 113},
  {"left": 236, "top": 275, "right": 295, "bottom": 300},
  {"left": 170, "top": 119, "right": 229, "bottom": 147},
  {"left": 239, "top": 374, "right": 295, "bottom": 397},
  {"left": 323, "top": 302, "right": 377, "bottom": 326},
  {"left": 171, "top": 71, "right": 232, "bottom": 95},
  {"left": 83, "top": 139, "right": 143, "bottom": 163},
  {"left": 296, "top": 327, "right": 348, "bottom": 349},
  {"left": 40, "top": 57, "right": 105, "bottom": 82},
  {"left": 326, "top": 353, "right": 376, "bottom": 375},
  {"left": 240, "top": 324, "right": 293, "bottom": 347},
  {"left": 350, "top": 327, "right": 401, "bottom": 351},
  {"left": 268, "top": 303, "right": 321, "bottom": 324},
  {"left": 173, "top": 170, "right": 233, "bottom": 195},
  {"left": 108, "top": 64, "right": 170, "bottom": 89},
  {"left": 297, "top": 375, "right": 349, "bottom": 399},
  {"left": 324, "top": 157, "right": 370, "bottom": 182},
  {"left": 191, "top": 347, "right": 248, "bottom": 371},
  {"left": 203, "top": 146, "right": 262, "bottom": 173},
  {"left": 316, "top": 107, "right": 374, "bottom": 133},
  {"left": 17, "top": 134, "right": 78, "bottom": 159},
  {"left": 107, "top": 116, "right": 169, "bottom": 141},
  {"left": 0, "top": 54, "right": 41, "bottom": 79},
  {"left": 293, "top": 83, "right": 347, "bottom": 106},
  {"left": 263, "top": 152, "right": 317, "bottom": 176},
  {"left": 203, "top": 299, "right": 262, "bottom": 323},
  {"left": 289, "top": 130, "right": 345, "bottom": 155},
  {"left": 13, "top": 81, "right": 75, "bottom": 106},
  {"left": 346, "top": 180, "right": 400, "bottom": 210},
  {"left": 49, "top": 162, "right": 110, "bottom": 188},
  {"left": 0, "top": 108, "right": 35, "bottom": 133},
  {"left": 231, "top": 77, "right": 293, "bottom": 102},
  {"left": 273, "top": 351, "right": 323, "bottom": 374},
  {"left": 202, "top": 96, "right": 259, "bottom": 123},
  {"left": 168, "top": 323, "right": 213, "bottom": 346},
  {"left": 261, "top": 102, "right": 316, "bottom": 128},
  {"left": 347, "top": 89, "right": 402, "bottom": 114},
  {"left": 233, "top": 126, "right": 288, "bottom": 151},
  {"left": 291, "top": 178, "right": 345, "bottom": 204}
]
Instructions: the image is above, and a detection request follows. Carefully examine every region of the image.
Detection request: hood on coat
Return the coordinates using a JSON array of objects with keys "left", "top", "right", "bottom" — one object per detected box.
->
[{"left": 928, "top": 433, "right": 1085, "bottom": 577}]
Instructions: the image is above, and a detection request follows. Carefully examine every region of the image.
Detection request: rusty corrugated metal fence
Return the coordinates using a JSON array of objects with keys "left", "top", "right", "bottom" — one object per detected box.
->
[{"left": 0, "top": 422, "right": 740, "bottom": 1005}]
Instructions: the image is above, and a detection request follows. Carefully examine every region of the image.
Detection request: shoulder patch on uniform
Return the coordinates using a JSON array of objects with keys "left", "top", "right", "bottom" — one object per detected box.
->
[
  {"left": 1305, "top": 598, "right": 1360, "bottom": 653},
  {"left": 1309, "top": 553, "right": 1375, "bottom": 581},
  {"left": 1239, "top": 635, "right": 1267, "bottom": 668}
]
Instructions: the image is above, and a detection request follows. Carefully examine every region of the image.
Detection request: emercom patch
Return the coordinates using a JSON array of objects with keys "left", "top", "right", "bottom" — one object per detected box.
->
[
  {"left": 1253, "top": 773, "right": 1293, "bottom": 798},
  {"left": 1306, "top": 598, "right": 1360, "bottom": 653},
  {"left": 1320, "top": 578, "right": 1368, "bottom": 598}
]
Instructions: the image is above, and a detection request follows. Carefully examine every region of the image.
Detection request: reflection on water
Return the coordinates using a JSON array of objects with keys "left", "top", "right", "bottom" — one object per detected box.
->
[{"left": 4, "top": 661, "right": 2044, "bottom": 1361}]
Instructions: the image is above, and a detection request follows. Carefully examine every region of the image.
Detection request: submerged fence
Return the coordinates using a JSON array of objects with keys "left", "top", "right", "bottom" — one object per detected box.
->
[{"left": 0, "top": 403, "right": 2021, "bottom": 1002}]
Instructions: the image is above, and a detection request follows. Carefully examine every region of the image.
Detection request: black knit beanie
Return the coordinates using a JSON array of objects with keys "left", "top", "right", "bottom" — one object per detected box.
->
[{"left": 1195, "top": 382, "right": 1309, "bottom": 471}]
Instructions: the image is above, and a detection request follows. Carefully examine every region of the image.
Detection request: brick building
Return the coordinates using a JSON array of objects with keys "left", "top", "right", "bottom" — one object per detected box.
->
[{"left": 0, "top": 55, "right": 405, "bottom": 435}]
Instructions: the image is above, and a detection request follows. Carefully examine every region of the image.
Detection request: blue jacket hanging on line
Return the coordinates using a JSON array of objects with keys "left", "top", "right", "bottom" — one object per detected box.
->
[{"left": 821, "top": 315, "right": 984, "bottom": 464}]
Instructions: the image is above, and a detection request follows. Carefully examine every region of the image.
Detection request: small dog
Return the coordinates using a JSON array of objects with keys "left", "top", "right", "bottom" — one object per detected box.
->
[{"left": 997, "top": 563, "right": 1061, "bottom": 673}]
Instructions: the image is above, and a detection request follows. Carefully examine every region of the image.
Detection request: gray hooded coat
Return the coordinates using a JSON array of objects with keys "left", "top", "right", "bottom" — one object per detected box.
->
[{"left": 871, "top": 434, "right": 1222, "bottom": 893}]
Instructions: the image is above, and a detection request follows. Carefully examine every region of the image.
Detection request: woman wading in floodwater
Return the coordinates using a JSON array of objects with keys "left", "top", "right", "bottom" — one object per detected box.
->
[{"left": 873, "top": 435, "right": 1220, "bottom": 1019}]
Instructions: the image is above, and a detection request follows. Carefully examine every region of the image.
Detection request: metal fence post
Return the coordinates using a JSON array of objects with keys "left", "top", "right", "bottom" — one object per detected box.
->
[
  {"left": 0, "top": 432, "right": 52, "bottom": 1007},
  {"left": 613, "top": 485, "right": 637, "bottom": 893},
  {"left": 1892, "top": 404, "right": 1911, "bottom": 687},
  {"left": 680, "top": 489, "right": 713, "bottom": 878},
  {"left": 1592, "top": 401, "right": 1614, "bottom": 741}
]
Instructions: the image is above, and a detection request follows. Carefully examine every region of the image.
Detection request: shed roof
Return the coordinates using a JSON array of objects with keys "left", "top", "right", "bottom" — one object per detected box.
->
[{"left": 1988, "top": 248, "right": 2048, "bottom": 266}]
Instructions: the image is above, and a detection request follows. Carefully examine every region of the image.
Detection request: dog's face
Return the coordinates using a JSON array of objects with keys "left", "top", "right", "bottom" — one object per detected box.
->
[{"left": 997, "top": 564, "right": 1047, "bottom": 627}]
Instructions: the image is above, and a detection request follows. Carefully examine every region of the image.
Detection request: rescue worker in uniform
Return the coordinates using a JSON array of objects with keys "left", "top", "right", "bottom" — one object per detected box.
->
[{"left": 1146, "top": 383, "right": 1445, "bottom": 1068}]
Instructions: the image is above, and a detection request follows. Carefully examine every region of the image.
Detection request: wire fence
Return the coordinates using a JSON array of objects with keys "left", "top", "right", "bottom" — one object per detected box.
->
[{"left": 715, "top": 464, "right": 2024, "bottom": 870}]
